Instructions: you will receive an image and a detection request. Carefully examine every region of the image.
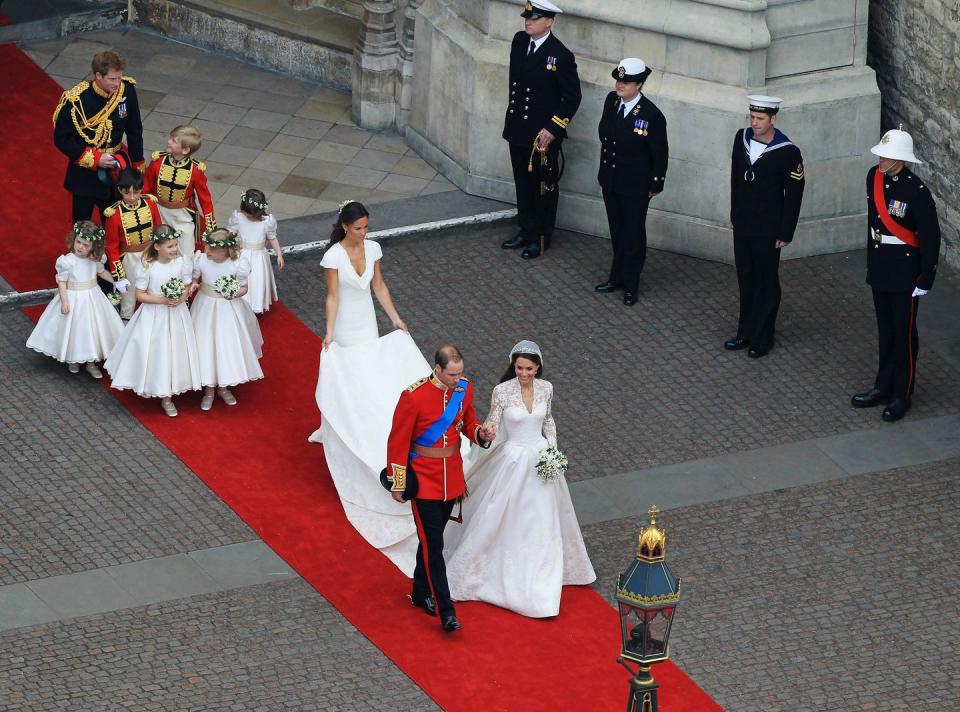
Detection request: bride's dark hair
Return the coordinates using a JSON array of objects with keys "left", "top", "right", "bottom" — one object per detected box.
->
[
  {"left": 499, "top": 352, "right": 543, "bottom": 383},
  {"left": 328, "top": 201, "right": 370, "bottom": 246}
]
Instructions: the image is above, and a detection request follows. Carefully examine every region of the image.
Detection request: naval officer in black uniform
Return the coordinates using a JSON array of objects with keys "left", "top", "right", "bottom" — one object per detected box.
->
[
  {"left": 851, "top": 128, "right": 941, "bottom": 422},
  {"left": 594, "top": 58, "right": 668, "bottom": 306},
  {"left": 725, "top": 95, "right": 805, "bottom": 358},
  {"left": 500, "top": 0, "right": 581, "bottom": 259}
]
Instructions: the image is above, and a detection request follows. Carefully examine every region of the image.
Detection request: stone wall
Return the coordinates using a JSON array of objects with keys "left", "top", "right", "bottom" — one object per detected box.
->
[{"left": 868, "top": 1, "right": 960, "bottom": 268}]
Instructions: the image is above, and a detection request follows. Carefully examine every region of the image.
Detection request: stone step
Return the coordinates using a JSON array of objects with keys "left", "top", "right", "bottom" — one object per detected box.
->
[
  {"left": 292, "top": 0, "right": 362, "bottom": 20},
  {"left": 0, "top": 0, "right": 126, "bottom": 43},
  {"left": 130, "top": 0, "right": 361, "bottom": 90}
]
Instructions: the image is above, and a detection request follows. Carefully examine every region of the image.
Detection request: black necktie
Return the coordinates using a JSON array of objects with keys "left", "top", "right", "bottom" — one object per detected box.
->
[
  {"left": 528, "top": 40, "right": 536, "bottom": 56},
  {"left": 618, "top": 103, "right": 626, "bottom": 119}
]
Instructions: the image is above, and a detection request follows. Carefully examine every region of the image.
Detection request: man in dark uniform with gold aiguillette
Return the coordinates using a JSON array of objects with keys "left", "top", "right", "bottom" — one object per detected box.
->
[
  {"left": 384, "top": 346, "right": 493, "bottom": 633},
  {"left": 500, "top": 0, "right": 581, "bottom": 259},
  {"left": 851, "top": 128, "right": 941, "bottom": 423}
]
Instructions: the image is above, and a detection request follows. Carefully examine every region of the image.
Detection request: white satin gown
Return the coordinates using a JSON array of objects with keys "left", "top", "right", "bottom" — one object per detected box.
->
[
  {"left": 445, "top": 378, "right": 596, "bottom": 617},
  {"left": 308, "top": 239, "right": 430, "bottom": 576}
]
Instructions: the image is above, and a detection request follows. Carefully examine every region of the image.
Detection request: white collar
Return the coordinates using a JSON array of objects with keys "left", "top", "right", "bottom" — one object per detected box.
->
[
  {"left": 619, "top": 92, "right": 643, "bottom": 115},
  {"left": 529, "top": 32, "right": 551, "bottom": 53}
]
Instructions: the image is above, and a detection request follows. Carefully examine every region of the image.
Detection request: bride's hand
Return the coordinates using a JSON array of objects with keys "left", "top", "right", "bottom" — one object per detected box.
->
[
  {"left": 393, "top": 318, "right": 408, "bottom": 333},
  {"left": 322, "top": 335, "right": 332, "bottom": 351}
]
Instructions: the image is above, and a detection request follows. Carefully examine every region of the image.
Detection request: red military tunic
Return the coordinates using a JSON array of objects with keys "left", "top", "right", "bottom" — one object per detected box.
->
[
  {"left": 102, "top": 195, "right": 162, "bottom": 280},
  {"left": 386, "top": 375, "right": 486, "bottom": 501},
  {"left": 143, "top": 151, "right": 216, "bottom": 236}
]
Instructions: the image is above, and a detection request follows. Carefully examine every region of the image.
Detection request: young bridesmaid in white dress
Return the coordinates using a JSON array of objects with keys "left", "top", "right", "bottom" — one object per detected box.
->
[
  {"left": 228, "top": 188, "right": 284, "bottom": 314},
  {"left": 105, "top": 225, "right": 202, "bottom": 417},
  {"left": 27, "top": 221, "right": 124, "bottom": 378},
  {"left": 445, "top": 341, "right": 596, "bottom": 618},
  {"left": 191, "top": 227, "right": 264, "bottom": 411}
]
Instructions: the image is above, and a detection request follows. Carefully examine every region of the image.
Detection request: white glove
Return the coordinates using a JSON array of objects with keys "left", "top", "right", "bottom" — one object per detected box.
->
[
  {"left": 114, "top": 279, "right": 131, "bottom": 294},
  {"left": 911, "top": 287, "right": 928, "bottom": 298}
]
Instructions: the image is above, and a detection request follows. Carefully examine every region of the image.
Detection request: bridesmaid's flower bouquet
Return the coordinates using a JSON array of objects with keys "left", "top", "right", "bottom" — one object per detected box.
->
[
  {"left": 160, "top": 277, "right": 186, "bottom": 300},
  {"left": 106, "top": 290, "right": 122, "bottom": 307},
  {"left": 214, "top": 275, "right": 240, "bottom": 298},
  {"left": 536, "top": 447, "right": 568, "bottom": 483}
]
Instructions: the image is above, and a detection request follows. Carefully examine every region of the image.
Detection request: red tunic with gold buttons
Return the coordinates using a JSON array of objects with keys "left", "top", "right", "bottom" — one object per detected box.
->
[
  {"left": 386, "top": 375, "right": 486, "bottom": 501},
  {"left": 102, "top": 195, "right": 162, "bottom": 280},
  {"left": 143, "top": 151, "right": 216, "bottom": 236}
]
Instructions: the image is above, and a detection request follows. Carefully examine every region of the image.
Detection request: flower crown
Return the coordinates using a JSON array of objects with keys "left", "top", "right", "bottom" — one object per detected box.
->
[
  {"left": 241, "top": 190, "right": 269, "bottom": 211},
  {"left": 72, "top": 221, "right": 105, "bottom": 242},
  {"left": 150, "top": 226, "right": 182, "bottom": 242},
  {"left": 201, "top": 227, "right": 238, "bottom": 248}
]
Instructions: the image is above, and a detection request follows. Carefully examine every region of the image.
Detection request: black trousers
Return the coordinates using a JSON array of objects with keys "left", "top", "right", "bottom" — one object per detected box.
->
[
  {"left": 71, "top": 191, "right": 114, "bottom": 224},
  {"left": 603, "top": 189, "right": 651, "bottom": 293},
  {"left": 411, "top": 498, "right": 457, "bottom": 619},
  {"left": 873, "top": 289, "right": 920, "bottom": 400},
  {"left": 508, "top": 142, "right": 560, "bottom": 246},
  {"left": 733, "top": 233, "right": 782, "bottom": 351}
]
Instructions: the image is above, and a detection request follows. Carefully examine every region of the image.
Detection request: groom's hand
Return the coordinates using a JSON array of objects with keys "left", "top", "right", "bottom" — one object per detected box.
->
[{"left": 391, "top": 491, "right": 406, "bottom": 503}]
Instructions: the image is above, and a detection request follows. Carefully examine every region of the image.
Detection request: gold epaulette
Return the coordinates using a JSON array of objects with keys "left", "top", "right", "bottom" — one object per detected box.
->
[
  {"left": 406, "top": 376, "right": 429, "bottom": 392},
  {"left": 151, "top": 150, "right": 164, "bottom": 161},
  {"left": 123, "top": 75, "right": 137, "bottom": 85},
  {"left": 145, "top": 194, "right": 158, "bottom": 202},
  {"left": 102, "top": 201, "right": 121, "bottom": 218},
  {"left": 51, "top": 80, "right": 89, "bottom": 125},
  {"left": 194, "top": 159, "right": 206, "bottom": 172}
]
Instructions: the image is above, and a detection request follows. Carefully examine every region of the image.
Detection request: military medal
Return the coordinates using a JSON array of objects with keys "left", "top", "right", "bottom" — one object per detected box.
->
[
  {"left": 118, "top": 102, "right": 127, "bottom": 118},
  {"left": 634, "top": 119, "right": 649, "bottom": 136},
  {"left": 887, "top": 199, "right": 908, "bottom": 218},
  {"left": 546, "top": 56, "right": 557, "bottom": 71}
]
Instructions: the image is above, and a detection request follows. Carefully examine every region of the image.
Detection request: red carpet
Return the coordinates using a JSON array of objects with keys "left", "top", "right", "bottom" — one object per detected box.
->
[{"left": 3, "top": 40, "right": 722, "bottom": 711}]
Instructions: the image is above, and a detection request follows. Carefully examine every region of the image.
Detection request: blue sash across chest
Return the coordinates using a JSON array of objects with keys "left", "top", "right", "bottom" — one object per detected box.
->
[{"left": 411, "top": 379, "right": 468, "bottom": 457}]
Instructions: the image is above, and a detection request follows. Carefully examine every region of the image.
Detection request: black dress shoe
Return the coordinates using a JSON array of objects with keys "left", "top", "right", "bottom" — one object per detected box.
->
[
  {"left": 724, "top": 336, "right": 750, "bottom": 351},
  {"left": 409, "top": 595, "right": 436, "bottom": 617},
  {"left": 623, "top": 292, "right": 637, "bottom": 306},
  {"left": 441, "top": 615, "right": 461, "bottom": 633},
  {"left": 882, "top": 398, "right": 911, "bottom": 422},
  {"left": 850, "top": 388, "right": 892, "bottom": 409},
  {"left": 594, "top": 282, "right": 621, "bottom": 293},
  {"left": 747, "top": 346, "right": 770, "bottom": 359},
  {"left": 501, "top": 233, "right": 526, "bottom": 250},
  {"left": 521, "top": 244, "right": 542, "bottom": 259}
]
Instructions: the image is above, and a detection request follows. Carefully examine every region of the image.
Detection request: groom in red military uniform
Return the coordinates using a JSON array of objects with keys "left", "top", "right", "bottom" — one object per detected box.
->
[{"left": 384, "top": 345, "right": 493, "bottom": 632}]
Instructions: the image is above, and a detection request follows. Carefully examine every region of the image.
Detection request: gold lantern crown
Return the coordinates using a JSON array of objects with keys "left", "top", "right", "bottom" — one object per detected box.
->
[{"left": 636, "top": 506, "right": 666, "bottom": 562}]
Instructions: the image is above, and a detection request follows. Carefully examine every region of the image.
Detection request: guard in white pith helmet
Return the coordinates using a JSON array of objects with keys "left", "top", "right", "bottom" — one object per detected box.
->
[{"left": 850, "top": 126, "right": 941, "bottom": 423}]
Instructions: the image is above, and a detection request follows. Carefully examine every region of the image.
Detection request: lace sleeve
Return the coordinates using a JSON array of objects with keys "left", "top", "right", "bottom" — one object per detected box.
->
[
  {"left": 485, "top": 383, "right": 505, "bottom": 430},
  {"left": 542, "top": 381, "right": 557, "bottom": 448}
]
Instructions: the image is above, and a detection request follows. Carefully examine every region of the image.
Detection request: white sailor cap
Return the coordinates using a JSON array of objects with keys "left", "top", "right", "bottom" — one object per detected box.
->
[
  {"left": 613, "top": 58, "right": 651, "bottom": 83},
  {"left": 521, "top": 0, "right": 563, "bottom": 18},
  {"left": 747, "top": 95, "right": 783, "bottom": 114}
]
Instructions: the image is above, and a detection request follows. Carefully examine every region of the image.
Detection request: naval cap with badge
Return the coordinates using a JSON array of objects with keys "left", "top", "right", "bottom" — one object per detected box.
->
[
  {"left": 747, "top": 94, "right": 783, "bottom": 115},
  {"left": 870, "top": 127, "right": 922, "bottom": 164},
  {"left": 612, "top": 57, "right": 652, "bottom": 83},
  {"left": 521, "top": 0, "right": 562, "bottom": 19}
]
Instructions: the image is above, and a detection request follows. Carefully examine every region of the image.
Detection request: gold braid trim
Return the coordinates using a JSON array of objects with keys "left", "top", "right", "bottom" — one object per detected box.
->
[{"left": 53, "top": 81, "right": 125, "bottom": 149}]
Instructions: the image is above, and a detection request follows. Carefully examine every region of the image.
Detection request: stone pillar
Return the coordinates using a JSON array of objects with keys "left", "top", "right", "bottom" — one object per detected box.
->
[
  {"left": 351, "top": 0, "right": 400, "bottom": 129},
  {"left": 394, "top": 0, "right": 422, "bottom": 129},
  {"left": 406, "top": 0, "right": 881, "bottom": 263}
]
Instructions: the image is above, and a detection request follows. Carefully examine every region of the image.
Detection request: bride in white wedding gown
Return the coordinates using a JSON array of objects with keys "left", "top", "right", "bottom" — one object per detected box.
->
[
  {"left": 307, "top": 201, "right": 429, "bottom": 576},
  {"left": 445, "top": 341, "right": 596, "bottom": 617}
]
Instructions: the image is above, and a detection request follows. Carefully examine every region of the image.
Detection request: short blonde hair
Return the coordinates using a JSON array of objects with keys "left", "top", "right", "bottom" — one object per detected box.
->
[{"left": 170, "top": 125, "right": 203, "bottom": 154}]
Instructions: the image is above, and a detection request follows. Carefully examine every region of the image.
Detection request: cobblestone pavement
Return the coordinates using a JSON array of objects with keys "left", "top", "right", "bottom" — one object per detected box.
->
[
  {"left": 0, "top": 579, "right": 437, "bottom": 711},
  {"left": 582, "top": 457, "right": 960, "bottom": 711},
  {"left": 277, "top": 223, "right": 960, "bottom": 481},
  {"left": 1, "top": 309, "right": 252, "bottom": 586}
]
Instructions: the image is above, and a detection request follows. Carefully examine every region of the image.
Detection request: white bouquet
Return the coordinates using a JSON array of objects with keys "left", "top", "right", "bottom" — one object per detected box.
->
[
  {"left": 214, "top": 275, "right": 240, "bottom": 298},
  {"left": 160, "top": 277, "right": 186, "bottom": 300},
  {"left": 106, "top": 290, "right": 122, "bottom": 307},
  {"left": 536, "top": 446, "right": 568, "bottom": 483}
]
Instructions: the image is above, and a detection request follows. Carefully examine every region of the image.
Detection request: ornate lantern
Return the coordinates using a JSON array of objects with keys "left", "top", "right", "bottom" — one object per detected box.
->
[{"left": 615, "top": 506, "right": 681, "bottom": 712}]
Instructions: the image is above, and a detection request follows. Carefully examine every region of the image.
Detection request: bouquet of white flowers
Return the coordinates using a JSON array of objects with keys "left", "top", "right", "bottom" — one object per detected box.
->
[
  {"left": 160, "top": 277, "right": 186, "bottom": 300},
  {"left": 536, "top": 446, "right": 568, "bottom": 483},
  {"left": 106, "top": 290, "right": 122, "bottom": 307},
  {"left": 214, "top": 275, "right": 240, "bottom": 298}
]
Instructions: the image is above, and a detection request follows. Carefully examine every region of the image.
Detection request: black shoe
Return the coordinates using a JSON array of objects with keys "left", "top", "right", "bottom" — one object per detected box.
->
[
  {"left": 521, "top": 244, "right": 542, "bottom": 259},
  {"left": 882, "top": 398, "right": 911, "bottom": 422},
  {"left": 851, "top": 388, "right": 892, "bottom": 409},
  {"left": 594, "top": 282, "right": 621, "bottom": 293},
  {"left": 724, "top": 336, "right": 750, "bottom": 351},
  {"left": 747, "top": 346, "right": 770, "bottom": 359},
  {"left": 410, "top": 595, "right": 436, "bottom": 617},
  {"left": 501, "top": 233, "right": 526, "bottom": 249},
  {"left": 623, "top": 292, "right": 637, "bottom": 306},
  {"left": 441, "top": 615, "right": 461, "bottom": 633}
]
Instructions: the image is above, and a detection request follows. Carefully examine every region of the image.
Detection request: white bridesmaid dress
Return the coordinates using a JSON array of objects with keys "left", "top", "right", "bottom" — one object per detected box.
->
[{"left": 229, "top": 210, "right": 278, "bottom": 314}]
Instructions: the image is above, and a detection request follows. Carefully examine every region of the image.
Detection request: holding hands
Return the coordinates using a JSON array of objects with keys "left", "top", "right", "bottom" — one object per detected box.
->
[{"left": 479, "top": 421, "right": 497, "bottom": 443}]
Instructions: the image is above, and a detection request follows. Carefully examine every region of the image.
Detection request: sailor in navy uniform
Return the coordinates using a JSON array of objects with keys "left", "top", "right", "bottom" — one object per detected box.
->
[
  {"left": 500, "top": 0, "right": 582, "bottom": 259},
  {"left": 594, "top": 58, "right": 668, "bottom": 306},
  {"left": 851, "top": 128, "right": 941, "bottom": 422},
  {"left": 725, "top": 95, "right": 805, "bottom": 358}
]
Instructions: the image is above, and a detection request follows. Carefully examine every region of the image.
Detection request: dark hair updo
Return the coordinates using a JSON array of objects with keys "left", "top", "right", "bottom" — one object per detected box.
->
[
  {"left": 329, "top": 201, "right": 370, "bottom": 246},
  {"left": 500, "top": 352, "right": 544, "bottom": 383}
]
